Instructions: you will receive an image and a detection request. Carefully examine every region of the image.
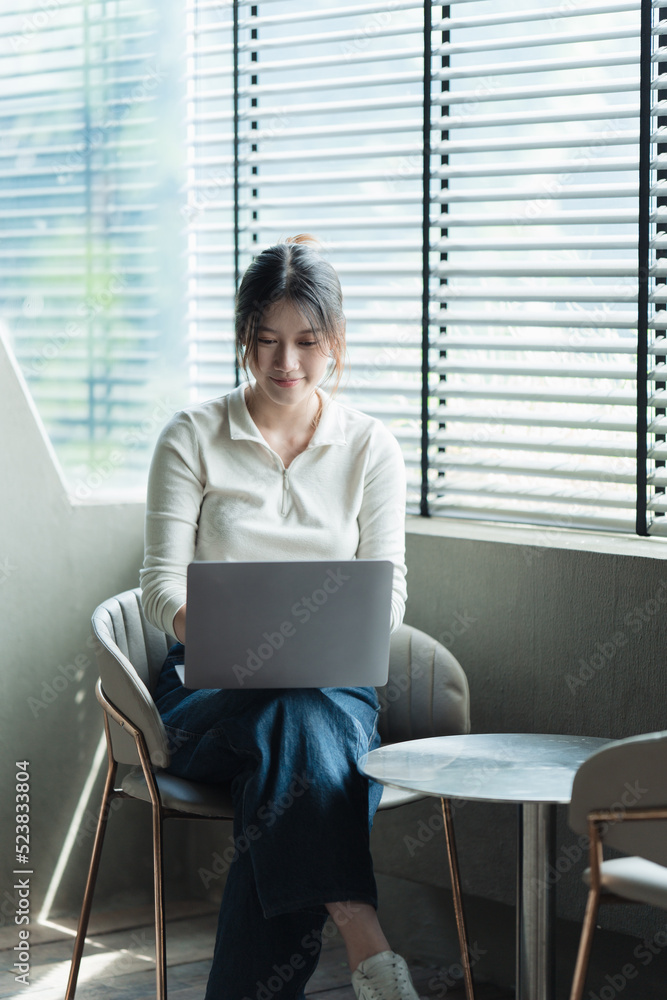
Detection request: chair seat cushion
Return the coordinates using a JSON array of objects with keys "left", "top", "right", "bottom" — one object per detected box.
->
[
  {"left": 121, "top": 768, "right": 235, "bottom": 818},
  {"left": 122, "top": 767, "right": 424, "bottom": 815},
  {"left": 584, "top": 856, "right": 667, "bottom": 910}
]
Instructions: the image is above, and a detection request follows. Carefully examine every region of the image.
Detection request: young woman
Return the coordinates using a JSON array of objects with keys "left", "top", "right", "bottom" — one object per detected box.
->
[{"left": 140, "top": 236, "right": 419, "bottom": 1000}]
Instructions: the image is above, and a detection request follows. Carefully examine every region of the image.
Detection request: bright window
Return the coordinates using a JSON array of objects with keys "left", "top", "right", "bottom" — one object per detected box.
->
[
  {"left": 1, "top": 0, "right": 185, "bottom": 498},
  {"left": 3, "top": 1, "right": 665, "bottom": 535}
]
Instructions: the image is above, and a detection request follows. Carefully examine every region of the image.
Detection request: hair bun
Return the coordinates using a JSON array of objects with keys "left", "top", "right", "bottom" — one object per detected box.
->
[{"left": 285, "top": 233, "right": 322, "bottom": 249}]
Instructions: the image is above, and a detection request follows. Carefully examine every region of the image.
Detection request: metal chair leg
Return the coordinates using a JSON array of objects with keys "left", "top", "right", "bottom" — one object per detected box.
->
[
  {"left": 152, "top": 798, "right": 167, "bottom": 1000},
  {"left": 93, "top": 683, "right": 170, "bottom": 999},
  {"left": 131, "top": 706, "right": 168, "bottom": 1000},
  {"left": 65, "top": 752, "right": 118, "bottom": 1000},
  {"left": 569, "top": 887, "right": 600, "bottom": 1000},
  {"left": 441, "top": 797, "right": 476, "bottom": 1000}
]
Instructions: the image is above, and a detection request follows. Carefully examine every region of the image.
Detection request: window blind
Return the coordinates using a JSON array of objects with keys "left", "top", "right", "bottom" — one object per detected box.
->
[
  {"left": 0, "top": 0, "right": 173, "bottom": 495},
  {"left": 8, "top": 0, "right": 663, "bottom": 533},
  {"left": 426, "top": 0, "right": 649, "bottom": 533},
  {"left": 186, "top": 0, "right": 666, "bottom": 535},
  {"left": 185, "top": 0, "right": 427, "bottom": 510}
]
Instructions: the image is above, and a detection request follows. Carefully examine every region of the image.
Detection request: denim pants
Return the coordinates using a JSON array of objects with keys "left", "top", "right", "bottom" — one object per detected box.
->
[{"left": 153, "top": 645, "right": 384, "bottom": 1000}]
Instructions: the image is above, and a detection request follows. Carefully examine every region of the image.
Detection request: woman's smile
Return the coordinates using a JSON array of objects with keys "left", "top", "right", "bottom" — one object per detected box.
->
[{"left": 270, "top": 376, "right": 303, "bottom": 388}]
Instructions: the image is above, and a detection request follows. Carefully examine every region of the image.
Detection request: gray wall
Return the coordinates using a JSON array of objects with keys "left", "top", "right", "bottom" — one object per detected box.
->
[
  {"left": 3, "top": 330, "right": 667, "bottom": 995},
  {"left": 0, "top": 336, "right": 188, "bottom": 932}
]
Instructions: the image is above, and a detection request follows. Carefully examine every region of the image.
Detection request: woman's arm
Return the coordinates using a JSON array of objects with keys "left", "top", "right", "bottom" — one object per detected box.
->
[
  {"left": 140, "top": 412, "right": 203, "bottom": 638},
  {"left": 356, "top": 424, "right": 407, "bottom": 633},
  {"left": 172, "top": 603, "right": 187, "bottom": 644}
]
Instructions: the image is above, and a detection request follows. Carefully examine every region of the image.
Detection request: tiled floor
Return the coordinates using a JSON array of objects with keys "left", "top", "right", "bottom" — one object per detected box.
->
[{"left": 0, "top": 901, "right": 512, "bottom": 999}]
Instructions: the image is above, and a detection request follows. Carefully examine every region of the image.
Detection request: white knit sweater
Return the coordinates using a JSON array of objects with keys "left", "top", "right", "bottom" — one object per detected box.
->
[{"left": 140, "top": 383, "right": 407, "bottom": 638}]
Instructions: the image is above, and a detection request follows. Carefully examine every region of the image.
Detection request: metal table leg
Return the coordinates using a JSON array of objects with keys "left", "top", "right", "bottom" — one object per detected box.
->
[
  {"left": 516, "top": 803, "right": 557, "bottom": 1000},
  {"left": 441, "top": 797, "right": 476, "bottom": 1000}
]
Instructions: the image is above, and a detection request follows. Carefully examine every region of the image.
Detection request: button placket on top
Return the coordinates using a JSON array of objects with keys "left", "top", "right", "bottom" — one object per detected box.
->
[
  {"left": 260, "top": 447, "right": 291, "bottom": 518},
  {"left": 275, "top": 450, "right": 306, "bottom": 518},
  {"left": 227, "top": 384, "right": 348, "bottom": 519},
  {"left": 248, "top": 441, "right": 307, "bottom": 519}
]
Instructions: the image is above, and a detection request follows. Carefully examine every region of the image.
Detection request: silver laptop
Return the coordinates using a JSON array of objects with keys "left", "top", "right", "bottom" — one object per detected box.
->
[{"left": 182, "top": 560, "right": 394, "bottom": 689}]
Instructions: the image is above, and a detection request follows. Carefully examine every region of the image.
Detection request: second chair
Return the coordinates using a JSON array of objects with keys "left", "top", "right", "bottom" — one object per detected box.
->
[{"left": 568, "top": 729, "right": 667, "bottom": 1000}]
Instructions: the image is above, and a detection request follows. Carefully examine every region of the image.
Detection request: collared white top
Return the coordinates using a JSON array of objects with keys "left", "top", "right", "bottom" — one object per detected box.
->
[{"left": 140, "top": 383, "right": 407, "bottom": 638}]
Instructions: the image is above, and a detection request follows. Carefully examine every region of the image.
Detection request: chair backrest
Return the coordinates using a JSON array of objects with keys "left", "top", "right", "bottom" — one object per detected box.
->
[
  {"left": 378, "top": 624, "right": 471, "bottom": 743},
  {"left": 92, "top": 588, "right": 171, "bottom": 768},
  {"left": 569, "top": 730, "right": 667, "bottom": 867},
  {"left": 92, "top": 590, "right": 471, "bottom": 767}
]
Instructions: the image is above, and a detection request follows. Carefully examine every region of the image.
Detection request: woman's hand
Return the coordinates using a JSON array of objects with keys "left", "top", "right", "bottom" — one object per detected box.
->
[{"left": 173, "top": 604, "right": 187, "bottom": 644}]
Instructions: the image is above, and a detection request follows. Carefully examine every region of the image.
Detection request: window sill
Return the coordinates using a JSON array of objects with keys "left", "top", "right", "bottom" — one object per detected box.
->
[
  {"left": 405, "top": 515, "right": 667, "bottom": 562},
  {"left": 63, "top": 487, "right": 667, "bottom": 563}
]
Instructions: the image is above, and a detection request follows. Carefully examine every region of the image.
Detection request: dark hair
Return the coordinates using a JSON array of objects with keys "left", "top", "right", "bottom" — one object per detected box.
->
[{"left": 235, "top": 235, "right": 346, "bottom": 391}]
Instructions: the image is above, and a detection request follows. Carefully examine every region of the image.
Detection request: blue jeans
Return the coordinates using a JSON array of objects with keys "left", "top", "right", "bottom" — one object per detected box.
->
[{"left": 153, "top": 645, "right": 384, "bottom": 1000}]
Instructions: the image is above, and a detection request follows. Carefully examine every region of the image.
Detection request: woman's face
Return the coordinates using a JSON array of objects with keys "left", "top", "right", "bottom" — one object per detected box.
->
[{"left": 248, "top": 298, "right": 331, "bottom": 409}]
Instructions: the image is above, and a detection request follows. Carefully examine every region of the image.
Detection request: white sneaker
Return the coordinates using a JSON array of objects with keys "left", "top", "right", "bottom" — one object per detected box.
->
[{"left": 351, "top": 950, "right": 420, "bottom": 1000}]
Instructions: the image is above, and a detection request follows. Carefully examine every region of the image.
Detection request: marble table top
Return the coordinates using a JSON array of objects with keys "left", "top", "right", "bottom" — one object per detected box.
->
[{"left": 359, "top": 732, "right": 612, "bottom": 804}]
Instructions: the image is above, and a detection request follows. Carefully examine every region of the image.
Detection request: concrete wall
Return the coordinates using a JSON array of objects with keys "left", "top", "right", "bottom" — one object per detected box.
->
[{"left": 0, "top": 335, "right": 189, "bottom": 934}]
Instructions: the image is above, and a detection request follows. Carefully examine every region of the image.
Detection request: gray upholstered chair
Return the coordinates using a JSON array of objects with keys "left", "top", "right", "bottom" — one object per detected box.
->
[
  {"left": 568, "top": 730, "right": 667, "bottom": 1000},
  {"left": 65, "top": 587, "right": 471, "bottom": 1000}
]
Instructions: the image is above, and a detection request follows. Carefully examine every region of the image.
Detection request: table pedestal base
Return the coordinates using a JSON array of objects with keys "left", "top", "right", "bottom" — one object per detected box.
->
[{"left": 517, "top": 803, "right": 557, "bottom": 1000}]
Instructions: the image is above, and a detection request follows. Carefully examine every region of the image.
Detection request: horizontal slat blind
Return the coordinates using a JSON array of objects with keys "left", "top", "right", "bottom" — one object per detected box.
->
[
  {"left": 427, "top": 0, "right": 646, "bottom": 531},
  {"left": 184, "top": 0, "right": 236, "bottom": 402},
  {"left": 0, "top": 0, "right": 177, "bottom": 495},
  {"left": 186, "top": 0, "right": 426, "bottom": 510},
  {"left": 646, "top": 0, "right": 667, "bottom": 535},
  {"left": 186, "top": 1, "right": 665, "bottom": 538},
  {"left": 9, "top": 0, "right": 663, "bottom": 532}
]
